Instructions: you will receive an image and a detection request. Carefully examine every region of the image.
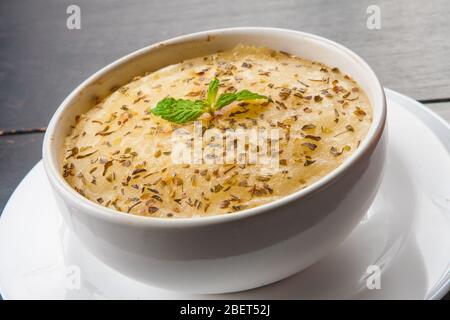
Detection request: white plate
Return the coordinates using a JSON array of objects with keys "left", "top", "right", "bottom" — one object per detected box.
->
[{"left": 0, "top": 89, "right": 449, "bottom": 300}]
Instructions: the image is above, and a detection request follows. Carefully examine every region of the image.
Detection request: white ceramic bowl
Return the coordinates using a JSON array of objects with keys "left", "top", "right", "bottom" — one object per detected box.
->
[{"left": 43, "top": 27, "right": 387, "bottom": 294}]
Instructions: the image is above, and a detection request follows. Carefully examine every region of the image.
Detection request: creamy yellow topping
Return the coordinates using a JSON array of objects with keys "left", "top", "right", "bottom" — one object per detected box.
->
[{"left": 62, "top": 45, "right": 372, "bottom": 218}]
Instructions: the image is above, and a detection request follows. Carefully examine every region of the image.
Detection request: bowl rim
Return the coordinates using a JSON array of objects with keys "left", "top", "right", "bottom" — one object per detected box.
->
[{"left": 42, "top": 27, "right": 386, "bottom": 228}]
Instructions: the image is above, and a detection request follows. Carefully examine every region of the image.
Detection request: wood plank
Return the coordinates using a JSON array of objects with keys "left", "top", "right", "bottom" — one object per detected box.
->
[
  {"left": 0, "top": 0, "right": 449, "bottom": 130},
  {"left": 425, "top": 102, "right": 450, "bottom": 123},
  {"left": 0, "top": 133, "right": 44, "bottom": 213}
]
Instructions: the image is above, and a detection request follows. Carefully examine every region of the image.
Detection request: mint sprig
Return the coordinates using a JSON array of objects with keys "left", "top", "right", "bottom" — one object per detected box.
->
[
  {"left": 151, "top": 98, "right": 205, "bottom": 124},
  {"left": 206, "top": 77, "right": 219, "bottom": 109},
  {"left": 215, "top": 90, "right": 267, "bottom": 110},
  {"left": 149, "top": 78, "right": 268, "bottom": 124}
]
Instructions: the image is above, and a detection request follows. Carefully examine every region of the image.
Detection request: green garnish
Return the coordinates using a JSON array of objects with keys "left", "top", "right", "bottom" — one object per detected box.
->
[
  {"left": 215, "top": 90, "right": 267, "bottom": 110},
  {"left": 205, "top": 77, "right": 219, "bottom": 109},
  {"left": 149, "top": 78, "right": 268, "bottom": 124},
  {"left": 150, "top": 98, "right": 205, "bottom": 124}
]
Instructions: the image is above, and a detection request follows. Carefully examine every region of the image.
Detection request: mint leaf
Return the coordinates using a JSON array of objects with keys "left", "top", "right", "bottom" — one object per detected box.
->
[
  {"left": 206, "top": 78, "right": 219, "bottom": 107},
  {"left": 235, "top": 90, "right": 267, "bottom": 101},
  {"left": 150, "top": 78, "right": 268, "bottom": 124},
  {"left": 215, "top": 93, "right": 237, "bottom": 110},
  {"left": 215, "top": 90, "right": 267, "bottom": 110},
  {"left": 150, "top": 97, "right": 206, "bottom": 124}
]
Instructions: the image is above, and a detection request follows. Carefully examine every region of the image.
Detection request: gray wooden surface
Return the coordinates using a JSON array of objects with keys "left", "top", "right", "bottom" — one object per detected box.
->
[
  {"left": 0, "top": 0, "right": 449, "bottom": 300},
  {"left": 428, "top": 102, "right": 450, "bottom": 122},
  {"left": 0, "top": 134, "right": 44, "bottom": 209},
  {"left": 0, "top": 0, "right": 449, "bottom": 131}
]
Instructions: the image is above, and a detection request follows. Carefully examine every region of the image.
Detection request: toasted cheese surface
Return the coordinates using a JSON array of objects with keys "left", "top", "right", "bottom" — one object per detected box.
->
[{"left": 63, "top": 45, "right": 372, "bottom": 218}]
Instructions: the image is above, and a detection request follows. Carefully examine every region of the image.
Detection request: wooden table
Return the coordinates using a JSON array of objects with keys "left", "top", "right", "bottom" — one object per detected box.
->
[{"left": 0, "top": 0, "right": 449, "bottom": 299}]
